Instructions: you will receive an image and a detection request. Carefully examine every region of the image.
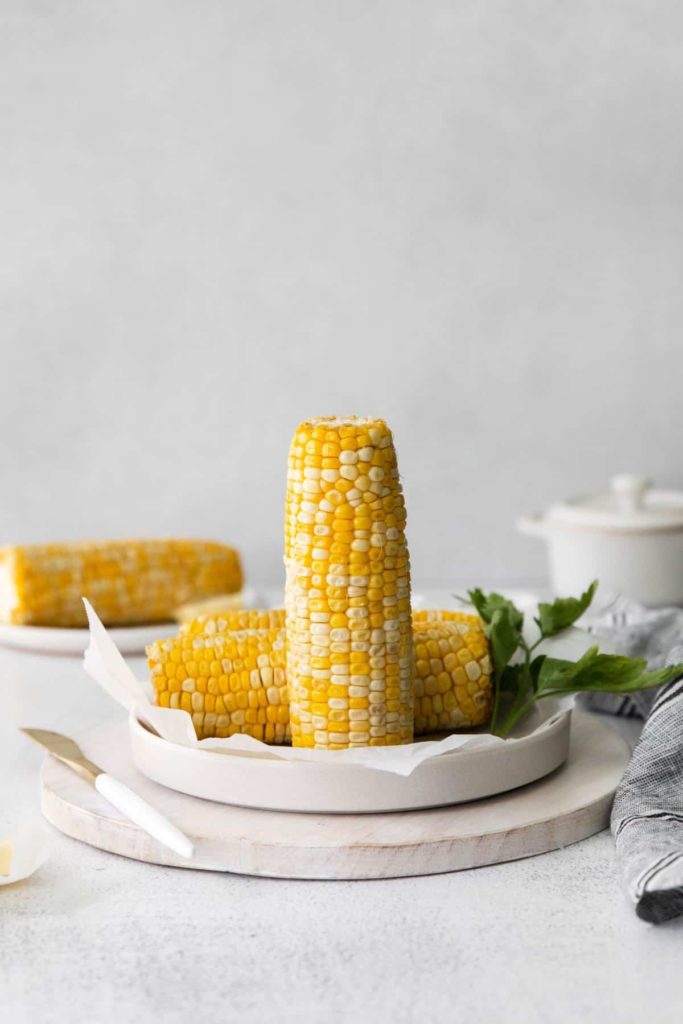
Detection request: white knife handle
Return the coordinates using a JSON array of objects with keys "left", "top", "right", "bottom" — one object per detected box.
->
[{"left": 95, "top": 773, "right": 194, "bottom": 859}]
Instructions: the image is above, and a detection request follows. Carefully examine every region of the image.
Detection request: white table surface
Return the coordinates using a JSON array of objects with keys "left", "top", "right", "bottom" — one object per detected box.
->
[{"left": 1, "top": 590, "right": 682, "bottom": 1024}]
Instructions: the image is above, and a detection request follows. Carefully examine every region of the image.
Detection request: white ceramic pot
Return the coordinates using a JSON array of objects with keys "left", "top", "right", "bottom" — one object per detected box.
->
[{"left": 518, "top": 475, "right": 683, "bottom": 607}]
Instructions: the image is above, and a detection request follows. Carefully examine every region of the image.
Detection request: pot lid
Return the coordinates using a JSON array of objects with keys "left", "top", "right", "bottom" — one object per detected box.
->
[{"left": 547, "top": 475, "right": 683, "bottom": 533}]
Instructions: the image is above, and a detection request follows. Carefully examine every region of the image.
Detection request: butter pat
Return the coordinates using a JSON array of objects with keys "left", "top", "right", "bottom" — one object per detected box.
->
[{"left": 0, "top": 839, "right": 12, "bottom": 876}]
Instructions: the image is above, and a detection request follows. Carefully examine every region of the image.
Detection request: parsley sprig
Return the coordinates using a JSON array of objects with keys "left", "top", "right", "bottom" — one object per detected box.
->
[{"left": 464, "top": 582, "right": 683, "bottom": 737}]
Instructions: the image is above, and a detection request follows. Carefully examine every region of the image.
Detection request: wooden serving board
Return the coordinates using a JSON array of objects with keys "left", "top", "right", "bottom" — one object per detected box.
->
[{"left": 40, "top": 713, "right": 629, "bottom": 880}]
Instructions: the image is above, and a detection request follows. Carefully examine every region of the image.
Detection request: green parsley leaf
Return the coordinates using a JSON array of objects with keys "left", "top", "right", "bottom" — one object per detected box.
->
[
  {"left": 535, "top": 581, "right": 598, "bottom": 638},
  {"left": 468, "top": 589, "right": 523, "bottom": 632},
  {"left": 493, "top": 665, "right": 534, "bottom": 736},
  {"left": 466, "top": 590, "right": 525, "bottom": 731},
  {"left": 536, "top": 646, "right": 683, "bottom": 696}
]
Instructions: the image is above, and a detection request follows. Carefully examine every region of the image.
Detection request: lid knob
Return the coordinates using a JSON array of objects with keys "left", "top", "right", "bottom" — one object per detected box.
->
[{"left": 611, "top": 474, "right": 650, "bottom": 514}]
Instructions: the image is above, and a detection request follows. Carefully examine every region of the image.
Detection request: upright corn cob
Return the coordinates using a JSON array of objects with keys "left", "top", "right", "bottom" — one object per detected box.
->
[
  {"left": 284, "top": 417, "right": 413, "bottom": 749},
  {"left": 147, "top": 627, "right": 289, "bottom": 742},
  {"left": 0, "top": 539, "right": 242, "bottom": 628},
  {"left": 413, "top": 615, "right": 492, "bottom": 732}
]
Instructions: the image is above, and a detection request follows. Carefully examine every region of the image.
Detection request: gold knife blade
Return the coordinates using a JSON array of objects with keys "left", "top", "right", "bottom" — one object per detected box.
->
[{"left": 21, "top": 728, "right": 103, "bottom": 784}]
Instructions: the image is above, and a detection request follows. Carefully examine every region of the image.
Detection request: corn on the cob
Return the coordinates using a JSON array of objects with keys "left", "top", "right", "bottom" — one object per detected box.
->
[
  {"left": 0, "top": 539, "right": 243, "bottom": 628},
  {"left": 413, "top": 616, "right": 492, "bottom": 733},
  {"left": 147, "top": 627, "right": 289, "bottom": 742},
  {"left": 149, "top": 609, "right": 492, "bottom": 741},
  {"left": 284, "top": 417, "right": 413, "bottom": 749},
  {"left": 180, "top": 608, "right": 286, "bottom": 637}
]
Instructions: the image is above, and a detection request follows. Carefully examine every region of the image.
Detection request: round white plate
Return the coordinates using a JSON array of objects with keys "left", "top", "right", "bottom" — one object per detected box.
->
[
  {"left": 0, "top": 587, "right": 266, "bottom": 656},
  {"left": 129, "top": 702, "right": 572, "bottom": 814},
  {"left": 41, "top": 712, "right": 627, "bottom": 879}
]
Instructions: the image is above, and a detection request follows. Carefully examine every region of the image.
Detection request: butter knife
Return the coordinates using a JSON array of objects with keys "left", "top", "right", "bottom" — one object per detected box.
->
[{"left": 21, "top": 728, "right": 194, "bottom": 859}]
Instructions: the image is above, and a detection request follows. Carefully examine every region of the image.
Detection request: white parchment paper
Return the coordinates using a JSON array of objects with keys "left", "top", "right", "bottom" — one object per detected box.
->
[{"left": 82, "top": 599, "right": 585, "bottom": 777}]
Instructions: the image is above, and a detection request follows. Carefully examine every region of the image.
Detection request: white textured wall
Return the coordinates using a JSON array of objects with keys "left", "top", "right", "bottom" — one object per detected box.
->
[{"left": 1, "top": 1, "right": 681, "bottom": 586}]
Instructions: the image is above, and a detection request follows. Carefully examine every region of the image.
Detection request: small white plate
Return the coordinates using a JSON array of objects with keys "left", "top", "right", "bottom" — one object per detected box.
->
[
  {"left": 129, "top": 702, "right": 572, "bottom": 814},
  {"left": 0, "top": 587, "right": 267, "bottom": 657}
]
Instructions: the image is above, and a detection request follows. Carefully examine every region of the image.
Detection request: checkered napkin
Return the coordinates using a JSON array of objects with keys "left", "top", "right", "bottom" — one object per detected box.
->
[{"left": 582, "top": 599, "right": 683, "bottom": 923}]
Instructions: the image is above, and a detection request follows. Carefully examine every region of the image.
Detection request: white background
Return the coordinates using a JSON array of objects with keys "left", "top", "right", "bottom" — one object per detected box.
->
[{"left": 1, "top": 1, "right": 680, "bottom": 587}]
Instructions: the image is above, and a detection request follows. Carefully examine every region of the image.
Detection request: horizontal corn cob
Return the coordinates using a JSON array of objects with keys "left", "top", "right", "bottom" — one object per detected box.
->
[
  {"left": 0, "top": 539, "right": 242, "bottom": 628},
  {"left": 151, "top": 608, "right": 491, "bottom": 741},
  {"left": 185, "top": 606, "right": 470, "bottom": 636},
  {"left": 413, "top": 615, "right": 492, "bottom": 732},
  {"left": 147, "top": 627, "right": 289, "bottom": 742},
  {"left": 285, "top": 417, "right": 413, "bottom": 749},
  {"left": 180, "top": 608, "right": 286, "bottom": 637}
]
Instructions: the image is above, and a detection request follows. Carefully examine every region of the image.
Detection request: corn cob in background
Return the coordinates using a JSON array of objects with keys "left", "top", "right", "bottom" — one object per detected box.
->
[
  {"left": 147, "top": 627, "right": 289, "bottom": 742},
  {"left": 284, "top": 417, "right": 413, "bottom": 749},
  {"left": 413, "top": 614, "right": 492, "bottom": 733},
  {"left": 0, "top": 539, "right": 242, "bottom": 628}
]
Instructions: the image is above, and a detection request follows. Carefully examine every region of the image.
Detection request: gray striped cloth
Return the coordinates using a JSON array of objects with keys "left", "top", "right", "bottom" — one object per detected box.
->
[{"left": 582, "top": 598, "right": 683, "bottom": 923}]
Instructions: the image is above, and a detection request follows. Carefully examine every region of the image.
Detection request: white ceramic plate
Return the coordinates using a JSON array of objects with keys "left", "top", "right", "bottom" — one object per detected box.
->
[
  {"left": 129, "top": 703, "right": 572, "bottom": 814},
  {"left": 0, "top": 621, "right": 178, "bottom": 657},
  {"left": 0, "top": 587, "right": 266, "bottom": 657}
]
